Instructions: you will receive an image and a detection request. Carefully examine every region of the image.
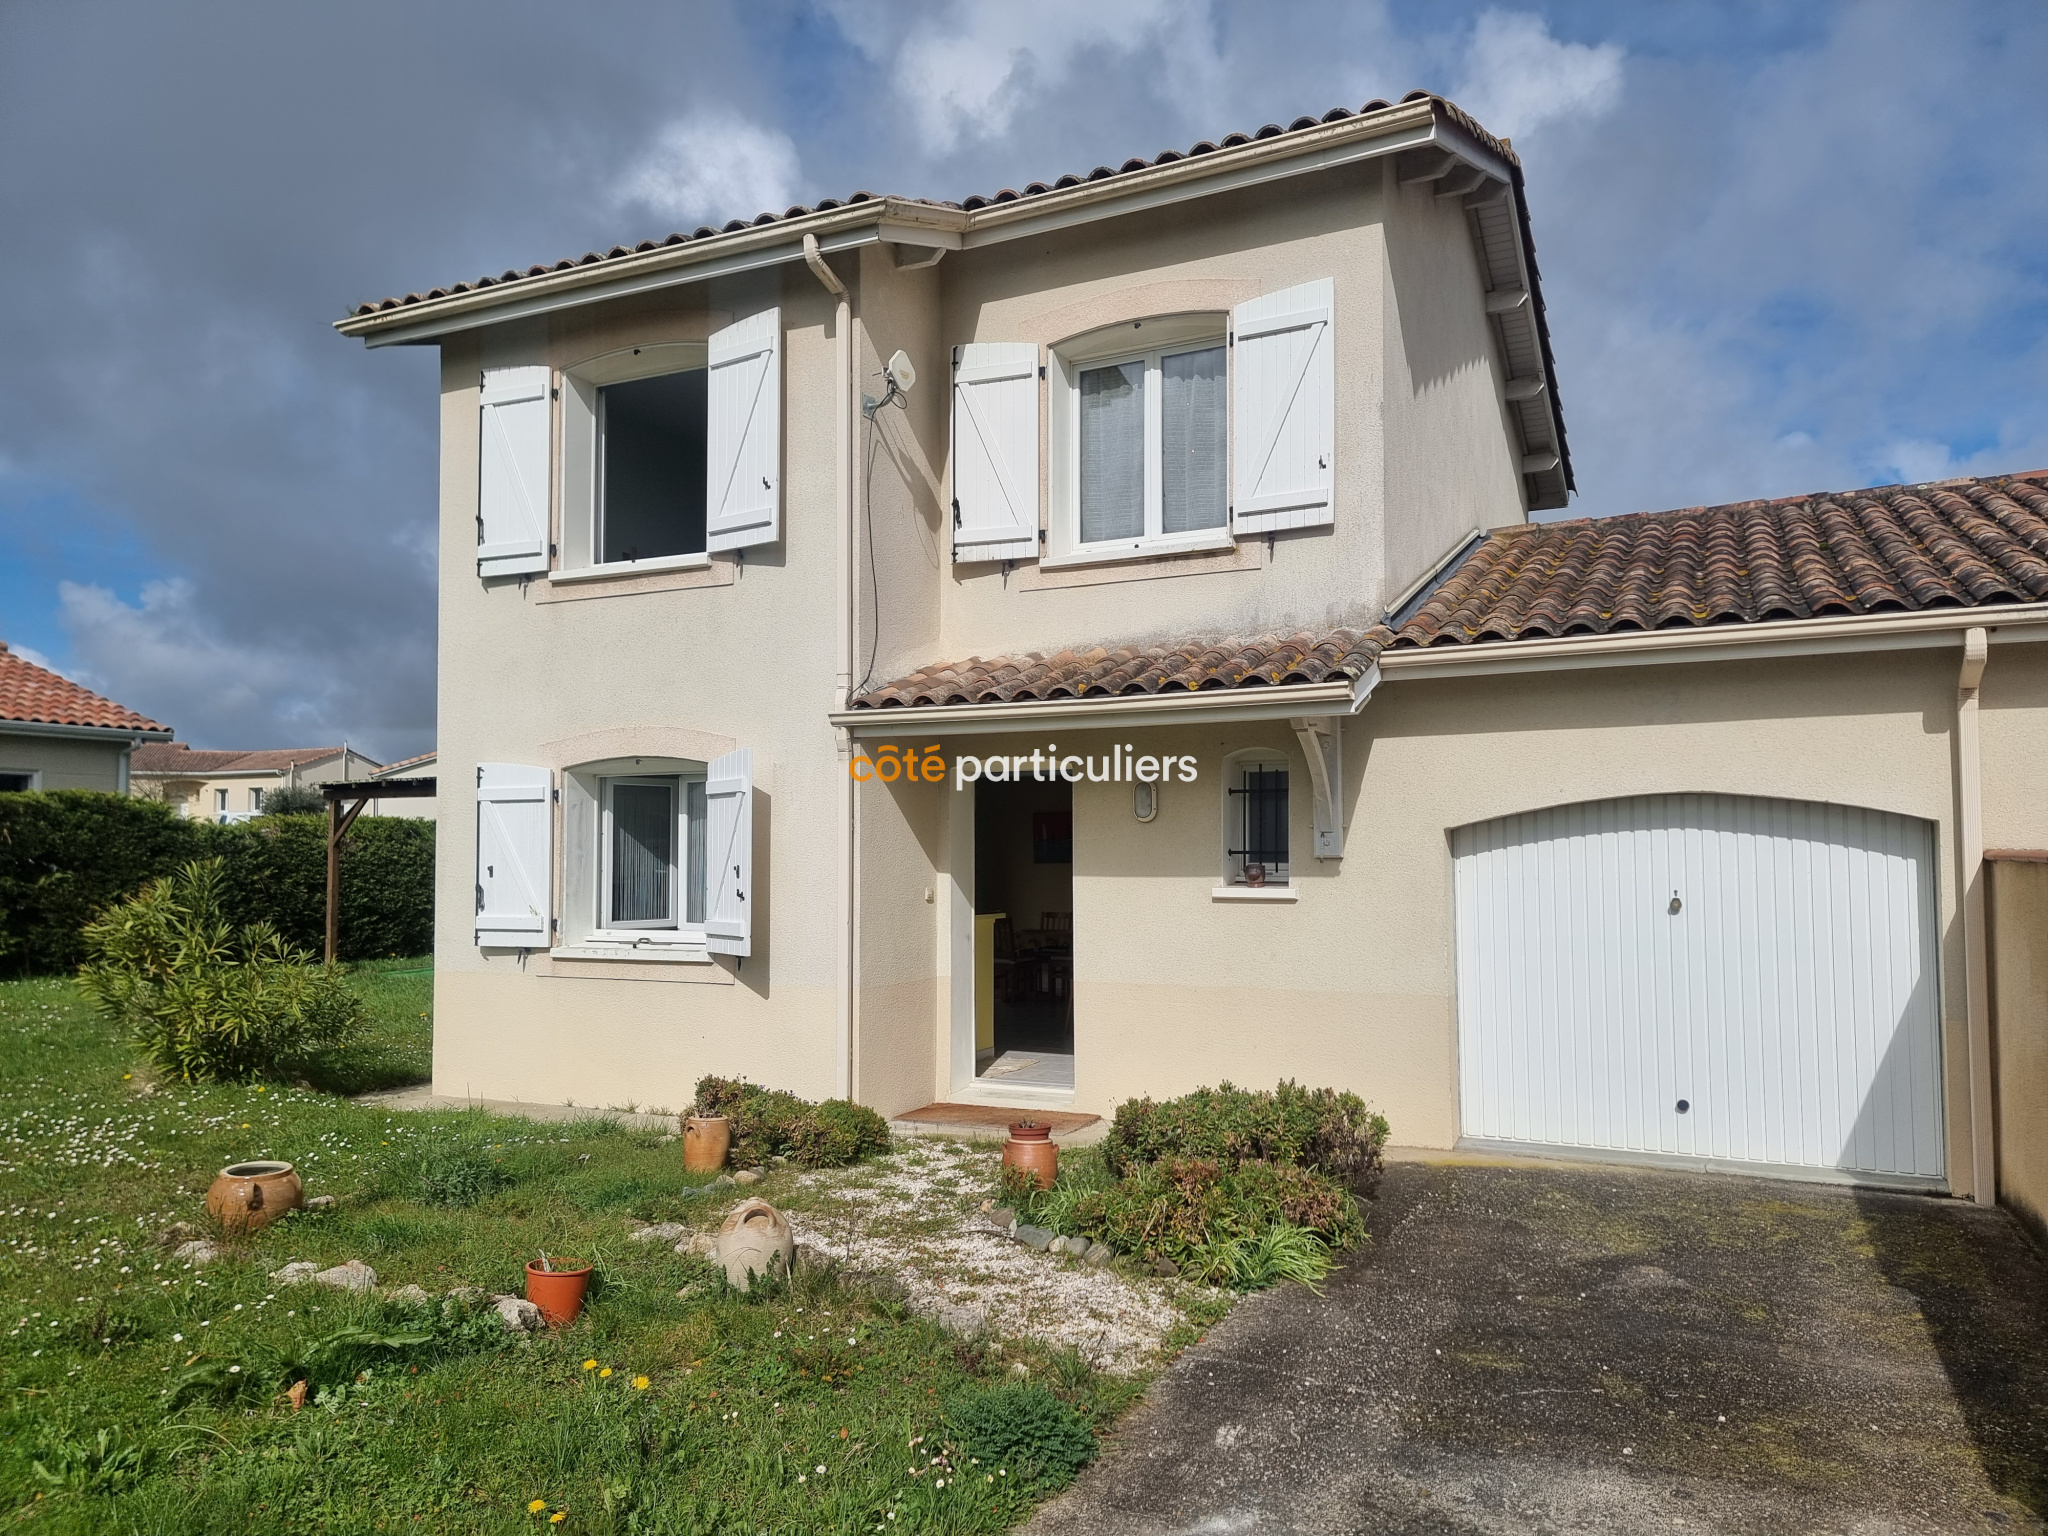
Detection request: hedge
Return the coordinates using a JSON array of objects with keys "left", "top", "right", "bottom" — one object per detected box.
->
[{"left": 0, "top": 791, "right": 435, "bottom": 976}]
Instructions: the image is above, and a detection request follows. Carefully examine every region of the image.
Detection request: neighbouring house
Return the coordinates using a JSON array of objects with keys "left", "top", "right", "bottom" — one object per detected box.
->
[
  {"left": 130, "top": 744, "right": 383, "bottom": 822},
  {"left": 340, "top": 91, "right": 2048, "bottom": 1223},
  {"left": 0, "top": 640, "right": 172, "bottom": 791},
  {"left": 366, "top": 751, "right": 437, "bottom": 818}
]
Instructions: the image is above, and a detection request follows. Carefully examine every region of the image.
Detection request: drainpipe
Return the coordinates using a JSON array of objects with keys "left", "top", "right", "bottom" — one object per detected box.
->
[
  {"left": 1957, "top": 626, "right": 1994, "bottom": 1203},
  {"left": 804, "top": 232, "right": 858, "bottom": 1102}
]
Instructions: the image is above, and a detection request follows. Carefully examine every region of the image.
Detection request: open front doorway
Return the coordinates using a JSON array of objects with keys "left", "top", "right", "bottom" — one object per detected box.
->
[{"left": 974, "top": 775, "right": 1074, "bottom": 1089}]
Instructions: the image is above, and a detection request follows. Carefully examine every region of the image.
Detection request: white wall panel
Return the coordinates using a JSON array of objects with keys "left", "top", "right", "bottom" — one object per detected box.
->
[{"left": 1454, "top": 794, "right": 1944, "bottom": 1181}]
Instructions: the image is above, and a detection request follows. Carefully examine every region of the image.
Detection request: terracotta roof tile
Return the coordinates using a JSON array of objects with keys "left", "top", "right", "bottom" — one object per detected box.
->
[
  {"left": 1390, "top": 472, "right": 2048, "bottom": 649},
  {"left": 851, "top": 630, "right": 1380, "bottom": 710},
  {"left": 349, "top": 94, "right": 1508, "bottom": 320},
  {"left": 130, "top": 745, "right": 350, "bottom": 775},
  {"left": 0, "top": 644, "right": 167, "bottom": 733}
]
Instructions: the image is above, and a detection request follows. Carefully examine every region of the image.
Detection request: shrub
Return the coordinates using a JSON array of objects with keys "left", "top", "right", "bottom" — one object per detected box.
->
[
  {"left": 0, "top": 790, "right": 434, "bottom": 975},
  {"left": 946, "top": 1382, "right": 1096, "bottom": 1489},
  {"left": 1062, "top": 1155, "right": 1364, "bottom": 1284},
  {"left": 257, "top": 784, "right": 327, "bottom": 817},
  {"left": 0, "top": 791, "right": 208, "bottom": 977},
  {"left": 692, "top": 1076, "right": 892, "bottom": 1168},
  {"left": 1102, "top": 1080, "right": 1389, "bottom": 1193},
  {"left": 76, "top": 859, "right": 364, "bottom": 1082},
  {"left": 413, "top": 1141, "right": 512, "bottom": 1207}
]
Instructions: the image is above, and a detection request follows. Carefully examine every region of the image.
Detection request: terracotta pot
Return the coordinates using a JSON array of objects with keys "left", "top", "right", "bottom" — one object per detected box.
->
[
  {"left": 524, "top": 1259, "right": 593, "bottom": 1327},
  {"left": 205, "top": 1160, "right": 303, "bottom": 1235},
  {"left": 716, "top": 1199, "right": 794, "bottom": 1291},
  {"left": 683, "top": 1115, "right": 732, "bottom": 1173},
  {"left": 1002, "top": 1122, "right": 1058, "bottom": 1191}
]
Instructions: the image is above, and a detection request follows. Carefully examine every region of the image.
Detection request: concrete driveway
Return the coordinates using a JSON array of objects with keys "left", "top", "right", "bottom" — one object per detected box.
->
[{"left": 1024, "top": 1159, "right": 2048, "bottom": 1535}]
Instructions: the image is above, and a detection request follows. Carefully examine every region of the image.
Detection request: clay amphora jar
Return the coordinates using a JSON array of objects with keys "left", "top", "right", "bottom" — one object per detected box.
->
[
  {"left": 684, "top": 1115, "right": 732, "bottom": 1173},
  {"left": 205, "top": 1160, "right": 303, "bottom": 1235},
  {"left": 525, "top": 1259, "right": 593, "bottom": 1327},
  {"left": 716, "top": 1199, "right": 794, "bottom": 1291},
  {"left": 1002, "top": 1122, "right": 1058, "bottom": 1190}
]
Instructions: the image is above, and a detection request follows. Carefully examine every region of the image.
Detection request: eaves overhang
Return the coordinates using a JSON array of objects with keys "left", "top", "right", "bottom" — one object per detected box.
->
[{"left": 1, "top": 719, "right": 174, "bottom": 744}]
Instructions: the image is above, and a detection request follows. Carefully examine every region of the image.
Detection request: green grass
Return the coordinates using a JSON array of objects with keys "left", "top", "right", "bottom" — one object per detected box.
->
[{"left": 0, "top": 969, "right": 1139, "bottom": 1533}]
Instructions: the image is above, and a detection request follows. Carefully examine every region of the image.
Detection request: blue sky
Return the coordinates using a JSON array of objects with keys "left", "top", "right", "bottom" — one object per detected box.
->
[{"left": 1, "top": 1, "right": 2044, "bottom": 757}]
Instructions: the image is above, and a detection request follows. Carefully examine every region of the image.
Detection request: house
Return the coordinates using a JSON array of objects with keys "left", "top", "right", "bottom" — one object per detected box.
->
[
  {"left": 130, "top": 744, "right": 383, "bottom": 822},
  {"left": 0, "top": 640, "right": 172, "bottom": 791},
  {"left": 340, "top": 92, "right": 2048, "bottom": 1225},
  {"left": 366, "top": 751, "right": 437, "bottom": 818}
]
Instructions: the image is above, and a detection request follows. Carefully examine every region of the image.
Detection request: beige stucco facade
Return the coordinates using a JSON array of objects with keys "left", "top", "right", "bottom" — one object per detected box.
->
[{"left": 364, "top": 101, "right": 2047, "bottom": 1207}]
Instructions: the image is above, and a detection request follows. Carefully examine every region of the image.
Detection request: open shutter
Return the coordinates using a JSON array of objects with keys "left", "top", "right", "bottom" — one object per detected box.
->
[
  {"left": 703, "top": 747, "right": 753, "bottom": 957},
  {"left": 951, "top": 342, "right": 1039, "bottom": 562},
  {"left": 477, "top": 366, "right": 551, "bottom": 577},
  {"left": 706, "top": 309, "right": 782, "bottom": 552},
  {"left": 475, "top": 762, "right": 551, "bottom": 947},
  {"left": 1231, "top": 278, "right": 1334, "bottom": 534}
]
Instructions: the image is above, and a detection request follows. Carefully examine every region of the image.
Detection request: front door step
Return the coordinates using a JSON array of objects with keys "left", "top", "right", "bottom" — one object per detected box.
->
[{"left": 891, "top": 1102, "right": 1102, "bottom": 1145}]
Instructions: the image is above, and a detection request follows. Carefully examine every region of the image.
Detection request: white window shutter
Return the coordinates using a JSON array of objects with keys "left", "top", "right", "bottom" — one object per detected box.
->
[
  {"left": 951, "top": 342, "right": 1039, "bottom": 562},
  {"left": 477, "top": 366, "right": 551, "bottom": 577},
  {"left": 475, "top": 762, "right": 552, "bottom": 947},
  {"left": 1231, "top": 278, "right": 1335, "bottom": 534},
  {"left": 706, "top": 309, "right": 782, "bottom": 552},
  {"left": 703, "top": 747, "right": 753, "bottom": 956}
]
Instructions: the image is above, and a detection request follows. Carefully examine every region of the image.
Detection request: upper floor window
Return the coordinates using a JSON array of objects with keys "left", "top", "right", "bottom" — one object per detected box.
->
[
  {"left": 249, "top": 787, "right": 265, "bottom": 811},
  {"left": 560, "top": 342, "right": 711, "bottom": 576},
  {"left": 1076, "top": 338, "right": 1228, "bottom": 548}
]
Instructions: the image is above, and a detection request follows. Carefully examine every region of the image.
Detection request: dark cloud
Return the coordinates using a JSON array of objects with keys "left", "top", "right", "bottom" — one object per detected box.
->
[{"left": 2, "top": 2, "right": 2044, "bottom": 756}]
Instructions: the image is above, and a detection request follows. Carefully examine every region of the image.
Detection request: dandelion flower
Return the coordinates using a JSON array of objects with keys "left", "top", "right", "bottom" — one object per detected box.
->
[
  {"left": 529, "top": 1500, "right": 546, "bottom": 1512},
  {"left": 633, "top": 1375, "right": 649, "bottom": 1390},
  {"left": 599, "top": 1367, "right": 613, "bottom": 1378},
  {"left": 550, "top": 1515, "right": 565, "bottom": 1526},
  {"left": 582, "top": 1360, "right": 597, "bottom": 1371}
]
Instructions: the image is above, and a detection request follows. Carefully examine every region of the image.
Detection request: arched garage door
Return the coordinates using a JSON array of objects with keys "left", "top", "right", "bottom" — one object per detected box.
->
[{"left": 1452, "top": 794, "right": 1945, "bottom": 1185}]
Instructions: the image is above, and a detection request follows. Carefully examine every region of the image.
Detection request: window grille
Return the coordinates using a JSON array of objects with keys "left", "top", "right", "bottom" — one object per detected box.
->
[{"left": 1228, "top": 767, "right": 1288, "bottom": 871}]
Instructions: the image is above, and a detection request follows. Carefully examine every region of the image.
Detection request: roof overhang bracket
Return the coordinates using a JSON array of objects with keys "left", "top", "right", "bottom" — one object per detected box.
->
[{"left": 1286, "top": 661, "right": 1379, "bottom": 861}]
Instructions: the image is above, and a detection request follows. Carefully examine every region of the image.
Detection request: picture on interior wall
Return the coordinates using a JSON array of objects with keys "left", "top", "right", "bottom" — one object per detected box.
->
[{"left": 1033, "top": 811, "right": 1073, "bottom": 863}]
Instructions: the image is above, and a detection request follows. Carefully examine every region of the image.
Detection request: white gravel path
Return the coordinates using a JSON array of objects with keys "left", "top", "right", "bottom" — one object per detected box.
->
[{"left": 784, "top": 1140, "right": 1194, "bottom": 1376}]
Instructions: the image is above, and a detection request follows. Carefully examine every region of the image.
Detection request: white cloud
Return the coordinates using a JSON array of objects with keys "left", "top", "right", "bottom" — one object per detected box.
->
[
  {"left": 614, "top": 112, "right": 803, "bottom": 226},
  {"left": 882, "top": 0, "right": 1217, "bottom": 151},
  {"left": 10, "top": 643, "right": 57, "bottom": 673},
  {"left": 1452, "top": 10, "right": 1623, "bottom": 142},
  {"left": 1878, "top": 439, "right": 1959, "bottom": 486}
]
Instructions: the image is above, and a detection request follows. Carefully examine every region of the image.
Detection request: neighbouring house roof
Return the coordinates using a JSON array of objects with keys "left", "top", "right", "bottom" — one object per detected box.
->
[
  {"left": 369, "top": 750, "right": 435, "bottom": 778},
  {"left": 130, "top": 744, "right": 351, "bottom": 777},
  {"left": 847, "top": 472, "right": 2048, "bottom": 710},
  {"left": 0, "top": 643, "right": 169, "bottom": 734}
]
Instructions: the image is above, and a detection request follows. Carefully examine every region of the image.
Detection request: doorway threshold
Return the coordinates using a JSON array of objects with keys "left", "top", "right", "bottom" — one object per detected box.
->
[
  {"left": 973, "top": 1050, "right": 1074, "bottom": 1090},
  {"left": 893, "top": 1102, "right": 1102, "bottom": 1146}
]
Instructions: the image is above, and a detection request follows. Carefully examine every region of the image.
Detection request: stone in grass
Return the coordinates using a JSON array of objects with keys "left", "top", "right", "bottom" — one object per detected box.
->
[
  {"left": 712, "top": 1174, "right": 736, "bottom": 1187},
  {"left": 313, "top": 1260, "right": 378, "bottom": 1292},
  {"left": 445, "top": 1286, "right": 488, "bottom": 1308},
  {"left": 629, "top": 1222, "right": 690, "bottom": 1243},
  {"left": 492, "top": 1295, "right": 545, "bottom": 1332},
  {"left": 1084, "top": 1243, "right": 1115, "bottom": 1268},
  {"left": 1150, "top": 1255, "right": 1179, "bottom": 1278},
  {"left": 270, "top": 1261, "right": 320, "bottom": 1286},
  {"left": 1013, "top": 1225, "right": 1054, "bottom": 1251},
  {"left": 303, "top": 1195, "right": 338, "bottom": 1212},
  {"left": 156, "top": 1222, "right": 199, "bottom": 1249},
  {"left": 677, "top": 1233, "right": 719, "bottom": 1258},
  {"left": 732, "top": 1170, "right": 762, "bottom": 1187},
  {"left": 388, "top": 1284, "right": 433, "bottom": 1307},
  {"left": 988, "top": 1206, "right": 1017, "bottom": 1231},
  {"left": 934, "top": 1301, "right": 989, "bottom": 1337},
  {"left": 173, "top": 1239, "right": 223, "bottom": 1266}
]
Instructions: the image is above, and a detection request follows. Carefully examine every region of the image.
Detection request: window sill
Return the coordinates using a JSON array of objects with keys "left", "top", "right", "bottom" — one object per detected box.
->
[
  {"left": 1210, "top": 885, "right": 1297, "bottom": 902},
  {"left": 551, "top": 552, "right": 710, "bottom": 585},
  {"left": 552, "top": 938, "right": 713, "bottom": 964},
  {"left": 1041, "top": 529, "right": 1235, "bottom": 570}
]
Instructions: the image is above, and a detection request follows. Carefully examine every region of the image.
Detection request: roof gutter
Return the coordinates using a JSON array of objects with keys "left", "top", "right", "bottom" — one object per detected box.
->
[
  {"left": 832, "top": 665, "right": 1379, "bottom": 740},
  {"left": 1378, "top": 605, "right": 2048, "bottom": 680},
  {"left": 334, "top": 100, "right": 1468, "bottom": 349},
  {"left": 2, "top": 719, "right": 173, "bottom": 743}
]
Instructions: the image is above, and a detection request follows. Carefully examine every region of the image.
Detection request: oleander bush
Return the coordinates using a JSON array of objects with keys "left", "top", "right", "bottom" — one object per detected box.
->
[
  {"left": 692, "top": 1076, "right": 893, "bottom": 1168},
  {"left": 255, "top": 783, "right": 327, "bottom": 816},
  {"left": 1101, "top": 1079, "right": 1389, "bottom": 1193},
  {"left": 75, "top": 858, "right": 364, "bottom": 1083}
]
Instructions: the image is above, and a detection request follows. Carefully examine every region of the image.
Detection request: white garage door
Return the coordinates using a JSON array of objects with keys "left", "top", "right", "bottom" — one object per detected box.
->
[{"left": 1453, "top": 794, "right": 1945, "bottom": 1185}]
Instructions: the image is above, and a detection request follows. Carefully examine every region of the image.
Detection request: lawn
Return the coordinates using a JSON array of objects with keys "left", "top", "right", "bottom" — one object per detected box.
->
[{"left": 0, "top": 966, "right": 1154, "bottom": 1534}]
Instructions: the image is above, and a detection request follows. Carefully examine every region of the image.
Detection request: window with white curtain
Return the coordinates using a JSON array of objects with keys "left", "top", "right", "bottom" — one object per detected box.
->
[
  {"left": 599, "top": 774, "right": 706, "bottom": 931},
  {"left": 1057, "top": 316, "right": 1231, "bottom": 559}
]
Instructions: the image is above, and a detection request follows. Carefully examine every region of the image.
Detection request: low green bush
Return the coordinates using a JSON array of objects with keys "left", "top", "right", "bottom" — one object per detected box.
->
[
  {"left": 75, "top": 859, "right": 364, "bottom": 1083},
  {"left": 946, "top": 1382, "right": 1097, "bottom": 1490},
  {"left": 413, "top": 1141, "right": 513, "bottom": 1207},
  {"left": 692, "top": 1076, "right": 892, "bottom": 1168},
  {"left": 1102, "top": 1079, "right": 1390, "bottom": 1193},
  {"left": 256, "top": 783, "right": 327, "bottom": 816},
  {"left": 1062, "top": 1154, "right": 1363, "bottom": 1282}
]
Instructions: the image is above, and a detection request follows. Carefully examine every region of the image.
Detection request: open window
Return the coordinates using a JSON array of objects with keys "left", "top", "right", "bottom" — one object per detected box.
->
[{"left": 1221, "top": 750, "right": 1290, "bottom": 888}]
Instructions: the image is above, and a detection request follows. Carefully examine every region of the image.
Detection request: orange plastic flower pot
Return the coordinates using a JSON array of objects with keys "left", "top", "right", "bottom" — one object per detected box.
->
[{"left": 524, "top": 1260, "right": 593, "bottom": 1327}]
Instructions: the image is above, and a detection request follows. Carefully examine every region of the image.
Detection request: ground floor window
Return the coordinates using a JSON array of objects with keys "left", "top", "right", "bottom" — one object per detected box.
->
[
  {"left": 0, "top": 771, "right": 34, "bottom": 793},
  {"left": 601, "top": 775, "right": 706, "bottom": 929},
  {"left": 1225, "top": 753, "right": 1290, "bottom": 886}
]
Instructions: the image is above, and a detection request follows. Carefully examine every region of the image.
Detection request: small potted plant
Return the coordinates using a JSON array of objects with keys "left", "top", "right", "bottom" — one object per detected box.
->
[
  {"left": 524, "top": 1251, "right": 593, "bottom": 1327},
  {"left": 1002, "top": 1121, "right": 1058, "bottom": 1190},
  {"left": 683, "top": 1103, "right": 731, "bottom": 1172}
]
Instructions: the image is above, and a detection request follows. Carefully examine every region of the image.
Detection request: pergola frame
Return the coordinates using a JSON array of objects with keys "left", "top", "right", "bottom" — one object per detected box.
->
[{"left": 322, "top": 777, "right": 436, "bottom": 963}]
